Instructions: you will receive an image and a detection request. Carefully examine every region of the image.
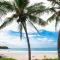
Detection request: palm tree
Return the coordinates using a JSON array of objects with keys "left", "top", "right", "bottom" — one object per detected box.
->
[
  {"left": 0, "top": 0, "right": 47, "bottom": 60},
  {"left": 47, "top": 0, "right": 60, "bottom": 59}
]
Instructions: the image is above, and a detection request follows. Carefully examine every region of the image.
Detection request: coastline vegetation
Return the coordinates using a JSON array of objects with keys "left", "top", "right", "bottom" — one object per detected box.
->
[
  {"left": 0, "top": 46, "right": 8, "bottom": 49},
  {"left": 0, "top": 58, "right": 16, "bottom": 60},
  {"left": 0, "top": 58, "right": 58, "bottom": 60}
]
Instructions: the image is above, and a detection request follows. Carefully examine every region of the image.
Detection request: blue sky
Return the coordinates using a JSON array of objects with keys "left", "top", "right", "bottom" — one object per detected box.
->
[{"left": 0, "top": 29, "right": 58, "bottom": 49}]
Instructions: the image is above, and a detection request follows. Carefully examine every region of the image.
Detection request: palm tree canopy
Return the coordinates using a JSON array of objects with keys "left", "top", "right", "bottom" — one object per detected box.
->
[
  {"left": 0, "top": 0, "right": 48, "bottom": 39},
  {"left": 46, "top": 0, "right": 60, "bottom": 30},
  {"left": 0, "top": 0, "right": 48, "bottom": 27},
  {"left": 47, "top": 0, "right": 60, "bottom": 21}
]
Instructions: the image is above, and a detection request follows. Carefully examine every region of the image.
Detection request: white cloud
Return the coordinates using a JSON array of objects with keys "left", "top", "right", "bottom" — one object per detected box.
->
[
  {"left": 28, "top": 36, "right": 57, "bottom": 48},
  {"left": 0, "top": 30, "right": 57, "bottom": 48}
]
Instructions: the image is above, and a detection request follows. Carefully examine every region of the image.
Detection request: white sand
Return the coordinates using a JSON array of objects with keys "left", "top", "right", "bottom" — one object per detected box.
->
[{"left": 0, "top": 50, "right": 58, "bottom": 60}]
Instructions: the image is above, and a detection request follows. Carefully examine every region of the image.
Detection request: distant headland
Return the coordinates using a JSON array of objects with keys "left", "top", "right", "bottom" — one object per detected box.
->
[{"left": 0, "top": 46, "right": 8, "bottom": 49}]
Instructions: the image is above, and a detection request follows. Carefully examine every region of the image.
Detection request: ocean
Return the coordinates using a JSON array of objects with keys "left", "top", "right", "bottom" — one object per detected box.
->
[{"left": 0, "top": 48, "right": 57, "bottom": 51}]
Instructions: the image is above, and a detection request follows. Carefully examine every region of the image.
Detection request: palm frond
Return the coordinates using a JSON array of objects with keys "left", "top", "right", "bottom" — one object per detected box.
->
[
  {"left": 39, "top": 18, "right": 48, "bottom": 26},
  {"left": 0, "top": 14, "right": 17, "bottom": 29},
  {"left": 0, "top": 8, "right": 6, "bottom": 12},
  {"left": 38, "top": 7, "right": 57, "bottom": 14},
  {"left": 0, "top": 1, "right": 14, "bottom": 12},
  {"left": 47, "top": 7, "right": 56, "bottom": 13},
  {"left": 28, "top": 20, "right": 40, "bottom": 35},
  {"left": 0, "top": 8, "right": 6, "bottom": 16},
  {"left": 15, "top": 0, "right": 28, "bottom": 9},
  {"left": 27, "top": 2, "right": 46, "bottom": 14},
  {"left": 27, "top": 3, "right": 57, "bottom": 15},
  {"left": 48, "top": 0, "right": 60, "bottom": 6},
  {"left": 47, "top": 13, "right": 56, "bottom": 22},
  {"left": 29, "top": 15, "right": 37, "bottom": 23},
  {"left": 29, "top": 15, "right": 48, "bottom": 26}
]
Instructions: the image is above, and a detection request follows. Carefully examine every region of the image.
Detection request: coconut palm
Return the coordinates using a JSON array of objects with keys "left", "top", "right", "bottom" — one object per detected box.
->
[
  {"left": 47, "top": 0, "right": 60, "bottom": 59},
  {"left": 0, "top": 0, "right": 47, "bottom": 60}
]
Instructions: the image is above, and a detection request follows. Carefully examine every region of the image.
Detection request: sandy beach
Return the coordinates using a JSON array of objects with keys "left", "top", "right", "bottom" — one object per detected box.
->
[{"left": 0, "top": 50, "right": 58, "bottom": 60}]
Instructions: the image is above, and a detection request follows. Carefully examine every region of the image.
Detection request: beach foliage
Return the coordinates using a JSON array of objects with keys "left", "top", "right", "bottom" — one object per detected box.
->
[{"left": 0, "top": 58, "right": 16, "bottom": 60}]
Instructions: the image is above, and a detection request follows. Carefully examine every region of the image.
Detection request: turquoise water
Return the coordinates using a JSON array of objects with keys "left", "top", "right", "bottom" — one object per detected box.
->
[{"left": 0, "top": 48, "right": 57, "bottom": 51}]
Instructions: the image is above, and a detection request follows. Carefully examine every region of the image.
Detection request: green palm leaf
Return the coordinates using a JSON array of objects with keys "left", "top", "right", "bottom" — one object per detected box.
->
[
  {"left": 29, "top": 15, "right": 37, "bottom": 23},
  {"left": 39, "top": 18, "right": 48, "bottom": 26},
  {"left": 47, "top": 13, "right": 56, "bottom": 22},
  {"left": 46, "top": 7, "right": 56, "bottom": 13},
  {"left": 0, "top": 1, "right": 14, "bottom": 12},
  {"left": 29, "top": 15, "right": 48, "bottom": 26},
  {"left": 27, "top": 2, "right": 46, "bottom": 14},
  {"left": 15, "top": 0, "right": 28, "bottom": 9},
  {"left": 28, "top": 20, "right": 40, "bottom": 35},
  {"left": 0, "top": 8, "right": 6, "bottom": 16},
  {"left": 0, "top": 14, "right": 17, "bottom": 29}
]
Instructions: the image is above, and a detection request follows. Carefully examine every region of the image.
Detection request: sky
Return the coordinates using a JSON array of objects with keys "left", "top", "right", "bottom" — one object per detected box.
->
[{"left": 0, "top": 0, "right": 58, "bottom": 50}]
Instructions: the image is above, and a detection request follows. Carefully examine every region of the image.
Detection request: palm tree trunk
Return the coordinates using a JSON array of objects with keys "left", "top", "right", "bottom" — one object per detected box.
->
[
  {"left": 22, "top": 22, "right": 31, "bottom": 60},
  {"left": 56, "top": 17, "right": 60, "bottom": 60},
  {"left": 58, "top": 30, "right": 60, "bottom": 60}
]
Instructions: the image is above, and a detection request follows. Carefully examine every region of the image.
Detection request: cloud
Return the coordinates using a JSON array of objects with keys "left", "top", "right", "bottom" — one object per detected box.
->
[
  {"left": 29, "top": 37, "right": 57, "bottom": 48},
  {"left": 0, "top": 29, "right": 58, "bottom": 49}
]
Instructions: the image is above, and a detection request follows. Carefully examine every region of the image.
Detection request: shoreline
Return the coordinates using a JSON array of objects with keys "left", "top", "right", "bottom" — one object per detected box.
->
[
  {"left": 0, "top": 50, "right": 58, "bottom": 60},
  {"left": 0, "top": 49, "right": 58, "bottom": 52},
  {"left": 0, "top": 50, "right": 58, "bottom": 54}
]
